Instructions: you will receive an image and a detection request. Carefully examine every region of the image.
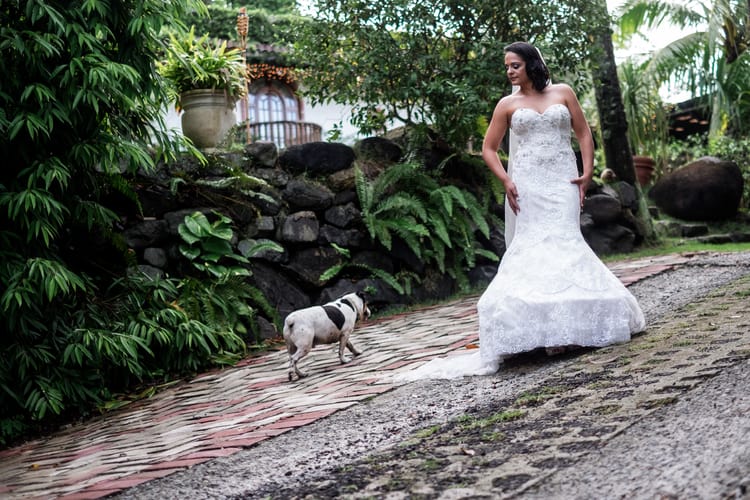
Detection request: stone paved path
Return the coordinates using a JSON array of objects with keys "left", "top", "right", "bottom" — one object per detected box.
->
[
  {"left": 255, "top": 270, "right": 750, "bottom": 499},
  {"left": 0, "top": 254, "right": 697, "bottom": 499}
]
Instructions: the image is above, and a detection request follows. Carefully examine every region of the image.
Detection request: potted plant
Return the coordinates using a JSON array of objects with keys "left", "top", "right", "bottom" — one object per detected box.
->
[
  {"left": 619, "top": 58, "right": 669, "bottom": 186},
  {"left": 159, "top": 27, "right": 247, "bottom": 148}
]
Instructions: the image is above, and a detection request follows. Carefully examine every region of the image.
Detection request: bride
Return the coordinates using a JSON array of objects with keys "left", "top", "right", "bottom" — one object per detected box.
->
[{"left": 397, "top": 42, "right": 645, "bottom": 381}]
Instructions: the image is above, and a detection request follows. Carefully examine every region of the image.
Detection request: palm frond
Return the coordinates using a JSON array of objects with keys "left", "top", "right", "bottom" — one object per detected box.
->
[{"left": 616, "top": 0, "right": 703, "bottom": 42}]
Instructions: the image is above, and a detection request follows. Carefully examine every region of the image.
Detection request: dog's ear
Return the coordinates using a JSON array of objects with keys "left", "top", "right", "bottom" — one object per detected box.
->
[{"left": 356, "top": 291, "right": 367, "bottom": 301}]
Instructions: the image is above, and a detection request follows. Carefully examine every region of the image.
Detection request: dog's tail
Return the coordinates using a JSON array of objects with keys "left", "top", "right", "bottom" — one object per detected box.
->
[{"left": 282, "top": 317, "right": 294, "bottom": 337}]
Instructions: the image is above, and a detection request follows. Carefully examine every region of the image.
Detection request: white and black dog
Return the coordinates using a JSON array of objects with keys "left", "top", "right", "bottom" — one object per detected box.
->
[{"left": 283, "top": 292, "right": 371, "bottom": 381}]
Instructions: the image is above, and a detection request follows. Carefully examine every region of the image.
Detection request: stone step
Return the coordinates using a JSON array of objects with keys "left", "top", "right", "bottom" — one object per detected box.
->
[{"left": 697, "top": 232, "right": 750, "bottom": 244}]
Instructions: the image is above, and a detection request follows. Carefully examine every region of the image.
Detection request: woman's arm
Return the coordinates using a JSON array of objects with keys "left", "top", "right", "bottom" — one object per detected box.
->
[
  {"left": 482, "top": 99, "right": 520, "bottom": 214},
  {"left": 561, "top": 84, "right": 594, "bottom": 207}
]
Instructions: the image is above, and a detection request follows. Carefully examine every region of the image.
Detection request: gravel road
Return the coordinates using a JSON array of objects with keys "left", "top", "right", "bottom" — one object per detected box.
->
[{"left": 116, "top": 251, "right": 750, "bottom": 500}]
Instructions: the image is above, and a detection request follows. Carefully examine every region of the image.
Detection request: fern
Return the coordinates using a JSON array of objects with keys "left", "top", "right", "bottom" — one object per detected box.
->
[
  {"left": 354, "top": 158, "right": 498, "bottom": 284},
  {"left": 320, "top": 245, "right": 406, "bottom": 295}
]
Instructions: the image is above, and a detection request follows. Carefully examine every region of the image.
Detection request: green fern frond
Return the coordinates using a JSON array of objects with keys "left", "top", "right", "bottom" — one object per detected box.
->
[
  {"left": 465, "top": 200, "right": 490, "bottom": 238},
  {"left": 443, "top": 185, "right": 471, "bottom": 208},
  {"left": 384, "top": 216, "right": 429, "bottom": 237},
  {"left": 431, "top": 188, "right": 454, "bottom": 216},
  {"left": 452, "top": 264, "right": 470, "bottom": 293},
  {"left": 360, "top": 265, "right": 405, "bottom": 295},
  {"left": 241, "top": 239, "right": 283, "bottom": 258},
  {"left": 390, "top": 227, "right": 424, "bottom": 260},
  {"left": 371, "top": 161, "right": 419, "bottom": 196},
  {"left": 329, "top": 243, "right": 351, "bottom": 258},
  {"left": 431, "top": 243, "right": 447, "bottom": 273},
  {"left": 427, "top": 214, "right": 452, "bottom": 248},
  {"left": 375, "top": 193, "right": 427, "bottom": 221},
  {"left": 475, "top": 248, "right": 500, "bottom": 262},
  {"left": 319, "top": 262, "right": 346, "bottom": 282}
]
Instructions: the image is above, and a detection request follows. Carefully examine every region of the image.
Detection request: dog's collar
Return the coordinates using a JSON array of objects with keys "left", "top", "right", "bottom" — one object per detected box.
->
[{"left": 340, "top": 298, "right": 356, "bottom": 312}]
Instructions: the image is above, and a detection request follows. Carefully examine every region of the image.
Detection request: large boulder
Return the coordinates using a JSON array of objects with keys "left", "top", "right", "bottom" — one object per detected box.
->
[
  {"left": 353, "top": 137, "right": 403, "bottom": 162},
  {"left": 283, "top": 246, "right": 343, "bottom": 287},
  {"left": 649, "top": 156, "right": 743, "bottom": 221},
  {"left": 602, "top": 181, "right": 638, "bottom": 211},
  {"left": 282, "top": 178, "right": 334, "bottom": 211},
  {"left": 279, "top": 211, "right": 319, "bottom": 243},
  {"left": 250, "top": 167, "right": 290, "bottom": 188},
  {"left": 324, "top": 202, "right": 361, "bottom": 228},
  {"left": 412, "top": 268, "right": 455, "bottom": 304},
  {"left": 327, "top": 167, "right": 356, "bottom": 191},
  {"left": 582, "top": 194, "right": 622, "bottom": 225},
  {"left": 279, "top": 142, "right": 355, "bottom": 175},
  {"left": 245, "top": 141, "right": 278, "bottom": 168},
  {"left": 248, "top": 263, "right": 311, "bottom": 320},
  {"left": 582, "top": 223, "right": 636, "bottom": 255},
  {"left": 318, "top": 225, "right": 366, "bottom": 248},
  {"left": 123, "top": 220, "right": 169, "bottom": 249}
]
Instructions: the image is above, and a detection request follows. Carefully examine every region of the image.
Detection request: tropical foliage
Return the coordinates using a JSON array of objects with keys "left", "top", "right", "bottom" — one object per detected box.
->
[
  {"left": 618, "top": 57, "right": 670, "bottom": 164},
  {"left": 158, "top": 26, "right": 248, "bottom": 106},
  {"left": 203, "top": 0, "right": 297, "bottom": 14},
  {"left": 0, "top": 0, "right": 267, "bottom": 446},
  {"left": 355, "top": 160, "right": 500, "bottom": 291},
  {"left": 184, "top": 4, "right": 305, "bottom": 49},
  {"left": 320, "top": 243, "right": 411, "bottom": 295},
  {"left": 294, "top": 0, "right": 609, "bottom": 150},
  {"left": 615, "top": 0, "right": 750, "bottom": 136},
  {"left": 179, "top": 211, "right": 252, "bottom": 277}
]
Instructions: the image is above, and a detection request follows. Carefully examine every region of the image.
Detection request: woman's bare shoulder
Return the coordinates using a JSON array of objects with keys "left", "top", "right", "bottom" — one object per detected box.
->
[
  {"left": 547, "top": 82, "right": 577, "bottom": 98},
  {"left": 491, "top": 94, "right": 517, "bottom": 114}
]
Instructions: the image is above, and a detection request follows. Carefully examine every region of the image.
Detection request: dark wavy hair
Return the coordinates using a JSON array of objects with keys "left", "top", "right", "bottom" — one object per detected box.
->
[{"left": 504, "top": 41, "right": 550, "bottom": 92}]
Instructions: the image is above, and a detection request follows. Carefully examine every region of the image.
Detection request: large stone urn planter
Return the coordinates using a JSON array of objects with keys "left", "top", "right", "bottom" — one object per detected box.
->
[{"left": 180, "top": 89, "right": 237, "bottom": 149}]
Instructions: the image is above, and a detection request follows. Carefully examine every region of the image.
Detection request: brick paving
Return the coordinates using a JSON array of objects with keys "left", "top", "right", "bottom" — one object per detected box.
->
[{"left": 0, "top": 253, "right": 696, "bottom": 499}]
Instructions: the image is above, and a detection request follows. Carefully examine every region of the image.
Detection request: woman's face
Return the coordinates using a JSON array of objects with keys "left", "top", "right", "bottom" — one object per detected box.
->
[{"left": 504, "top": 51, "right": 527, "bottom": 86}]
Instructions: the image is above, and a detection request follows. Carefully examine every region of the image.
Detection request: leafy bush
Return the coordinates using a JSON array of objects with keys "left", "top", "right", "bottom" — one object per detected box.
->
[
  {"left": 320, "top": 243, "right": 414, "bottom": 295},
  {"left": 185, "top": 5, "right": 303, "bottom": 47},
  {"left": 177, "top": 211, "right": 283, "bottom": 334},
  {"left": 355, "top": 159, "right": 499, "bottom": 291},
  {"left": 179, "top": 211, "right": 252, "bottom": 277},
  {"left": 0, "top": 0, "right": 272, "bottom": 447},
  {"left": 294, "top": 0, "right": 609, "bottom": 150}
]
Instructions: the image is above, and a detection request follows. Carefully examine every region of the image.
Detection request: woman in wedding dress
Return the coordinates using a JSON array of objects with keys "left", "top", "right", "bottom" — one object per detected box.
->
[{"left": 397, "top": 42, "right": 645, "bottom": 381}]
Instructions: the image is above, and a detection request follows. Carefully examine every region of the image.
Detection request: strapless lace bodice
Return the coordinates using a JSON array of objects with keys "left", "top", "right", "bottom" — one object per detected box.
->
[{"left": 511, "top": 103, "right": 572, "bottom": 148}]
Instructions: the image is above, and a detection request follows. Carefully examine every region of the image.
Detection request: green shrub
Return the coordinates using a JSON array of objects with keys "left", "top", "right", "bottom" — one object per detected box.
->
[
  {"left": 0, "top": 0, "right": 272, "bottom": 447},
  {"left": 355, "top": 159, "right": 499, "bottom": 291},
  {"left": 320, "top": 243, "right": 413, "bottom": 295},
  {"left": 177, "top": 211, "right": 283, "bottom": 334}
]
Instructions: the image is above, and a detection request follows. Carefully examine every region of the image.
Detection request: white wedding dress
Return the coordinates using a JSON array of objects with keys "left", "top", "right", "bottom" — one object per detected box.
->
[{"left": 395, "top": 104, "right": 645, "bottom": 381}]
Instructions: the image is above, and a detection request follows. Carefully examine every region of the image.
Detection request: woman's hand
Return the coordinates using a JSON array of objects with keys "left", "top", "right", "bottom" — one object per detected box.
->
[
  {"left": 570, "top": 174, "right": 592, "bottom": 208},
  {"left": 504, "top": 179, "right": 520, "bottom": 214}
]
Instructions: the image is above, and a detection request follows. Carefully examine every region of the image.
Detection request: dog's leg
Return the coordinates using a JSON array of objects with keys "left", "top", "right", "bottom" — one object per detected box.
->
[
  {"left": 285, "top": 336, "right": 297, "bottom": 381},
  {"left": 287, "top": 356, "right": 295, "bottom": 381},
  {"left": 338, "top": 332, "right": 361, "bottom": 363},
  {"left": 346, "top": 340, "right": 362, "bottom": 357},
  {"left": 291, "top": 344, "right": 311, "bottom": 379}
]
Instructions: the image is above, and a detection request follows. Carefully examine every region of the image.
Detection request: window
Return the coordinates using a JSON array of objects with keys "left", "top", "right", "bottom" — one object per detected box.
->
[{"left": 247, "top": 83, "right": 299, "bottom": 124}]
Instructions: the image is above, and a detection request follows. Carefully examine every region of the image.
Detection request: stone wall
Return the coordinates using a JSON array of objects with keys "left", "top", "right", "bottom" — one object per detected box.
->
[{"left": 118, "top": 139, "right": 644, "bottom": 339}]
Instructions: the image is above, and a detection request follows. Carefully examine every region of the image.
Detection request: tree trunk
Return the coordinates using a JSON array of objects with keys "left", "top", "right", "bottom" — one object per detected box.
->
[
  {"left": 590, "top": 1, "right": 656, "bottom": 242},
  {"left": 591, "top": 26, "right": 635, "bottom": 184}
]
